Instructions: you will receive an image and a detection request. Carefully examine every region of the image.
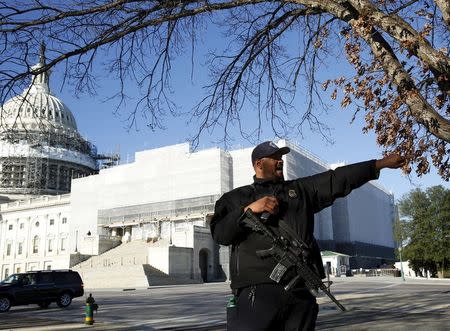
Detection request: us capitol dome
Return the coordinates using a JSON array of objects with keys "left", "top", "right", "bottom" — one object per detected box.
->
[{"left": 0, "top": 45, "right": 101, "bottom": 202}]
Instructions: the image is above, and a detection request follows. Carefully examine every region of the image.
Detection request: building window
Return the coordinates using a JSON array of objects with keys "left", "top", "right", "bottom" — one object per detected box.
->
[
  {"left": 6, "top": 243, "right": 11, "bottom": 256},
  {"left": 48, "top": 239, "right": 54, "bottom": 252},
  {"left": 18, "top": 242, "right": 23, "bottom": 255},
  {"left": 4, "top": 268, "right": 9, "bottom": 279},
  {"left": 33, "top": 236, "right": 40, "bottom": 253},
  {"left": 16, "top": 267, "right": 21, "bottom": 273},
  {"left": 19, "top": 223, "right": 24, "bottom": 229},
  {"left": 8, "top": 224, "right": 13, "bottom": 230},
  {"left": 60, "top": 238, "right": 66, "bottom": 252},
  {"left": 46, "top": 265, "right": 51, "bottom": 270},
  {"left": 62, "top": 218, "right": 67, "bottom": 224},
  {"left": 49, "top": 219, "right": 54, "bottom": 226}
]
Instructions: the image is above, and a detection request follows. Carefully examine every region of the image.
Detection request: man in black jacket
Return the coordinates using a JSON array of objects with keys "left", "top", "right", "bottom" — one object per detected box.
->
[{"left": 210, "top": 141, "right": 405, "bottom": 331}]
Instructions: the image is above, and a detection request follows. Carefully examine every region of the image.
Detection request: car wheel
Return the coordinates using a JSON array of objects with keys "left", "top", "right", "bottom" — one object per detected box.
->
[
  {"left": 56, "top": 292, "right": 72, "bottom": 308},
  {"left": 38, "top": 301, "right": 51, "bottom": 309},
  {"left": 0, "top": 297, "right": 11, "bottom": 312}
]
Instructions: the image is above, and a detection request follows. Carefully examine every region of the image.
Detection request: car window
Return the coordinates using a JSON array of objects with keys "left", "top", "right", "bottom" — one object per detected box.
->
[
  {"left": 36, "top": 273, "right": 53, "bottom": 284},
  {"left": 21, "top": 274, "right": 36, "bottom": 285},
  {"left": 53, "top": 273, "right": 64, "bottom": 284},
  {"left": 66, "top": 272, "right": 82, "bottom": 283},
  {"left": 54, "top": 272, "right": 81, "bottom": 284},
  {"left": 1, "top": 274, "right": 20, "bottom": 284}
]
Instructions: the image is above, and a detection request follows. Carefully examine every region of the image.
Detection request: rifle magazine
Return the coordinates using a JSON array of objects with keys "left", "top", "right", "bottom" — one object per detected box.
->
[{"left": 269, "top": 263, "right": 287, "bottom": 282}]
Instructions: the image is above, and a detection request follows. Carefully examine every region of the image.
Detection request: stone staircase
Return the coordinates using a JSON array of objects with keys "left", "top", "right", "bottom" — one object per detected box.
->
[
  {"left": 72, "top": 239, "right": 200, "bottom": 288},
  {"left": 75, "top": 240, "right": 150, "bottom": 269}
]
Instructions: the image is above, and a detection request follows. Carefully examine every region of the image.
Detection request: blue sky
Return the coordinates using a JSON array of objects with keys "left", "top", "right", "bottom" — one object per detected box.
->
[
  {"left": 54, "top": 75, "right": 448, "bottom": 201},
  {"left": 44, "top": 23, "right": 449, "bottom": 202}
]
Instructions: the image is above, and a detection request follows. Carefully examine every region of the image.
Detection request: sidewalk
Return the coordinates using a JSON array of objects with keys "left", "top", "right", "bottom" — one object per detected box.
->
[
  {"left": 0, "top": 314, "right": 225, "bottom": 331},
  {"left": 0, "top": 314, "right": 124, "bottom": 331},
  {"left": 333, "top": 275, "right": 450, "bottom": 285}
]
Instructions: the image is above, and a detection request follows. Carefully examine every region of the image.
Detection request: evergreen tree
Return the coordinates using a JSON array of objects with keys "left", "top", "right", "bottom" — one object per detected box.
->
[{"left": 398, "top": 186, "right": 450, "bottom": 277}]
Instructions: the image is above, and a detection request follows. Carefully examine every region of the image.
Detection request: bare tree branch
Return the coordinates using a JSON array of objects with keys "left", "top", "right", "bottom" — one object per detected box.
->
[
  {"left": 433, "top": 0, "right": 450, "bottom": 27},
  {"left": 0, "top": 0, "right": 448, "bottom": 179}
]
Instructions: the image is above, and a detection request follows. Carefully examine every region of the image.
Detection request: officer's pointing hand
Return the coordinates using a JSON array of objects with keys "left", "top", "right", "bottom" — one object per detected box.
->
[
  {"left": 244, "top": 196, "right": 279, "bottom": 216},
  {"left": 375, "top": 154, "right": 406, "bottom": 170}
]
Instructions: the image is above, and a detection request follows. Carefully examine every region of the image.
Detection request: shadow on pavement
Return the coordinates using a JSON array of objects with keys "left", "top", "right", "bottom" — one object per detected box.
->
[
  {"left": 316, "top": 289, "right": 450, "bottom": 330},
  {"left": 317, "top": 308, "right": 448, "bottom": 330},
  {"left": 0, "top": 313, "right": 76, "bottom": 329}
]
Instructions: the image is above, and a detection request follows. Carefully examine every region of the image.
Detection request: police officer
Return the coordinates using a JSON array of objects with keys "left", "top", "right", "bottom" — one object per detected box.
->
[{"left": 210, "top": 141, "right": 405, "bottom": 330}]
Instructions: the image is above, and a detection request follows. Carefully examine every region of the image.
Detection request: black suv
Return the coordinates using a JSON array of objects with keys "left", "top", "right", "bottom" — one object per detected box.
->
[{"left": 0, "top": 270, "right": 84, "bottom": 312}]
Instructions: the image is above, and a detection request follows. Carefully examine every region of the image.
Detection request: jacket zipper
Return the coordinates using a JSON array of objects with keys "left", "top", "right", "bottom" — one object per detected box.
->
[{"left": 235, "top": 243, "right": 240, "bottom": 276}]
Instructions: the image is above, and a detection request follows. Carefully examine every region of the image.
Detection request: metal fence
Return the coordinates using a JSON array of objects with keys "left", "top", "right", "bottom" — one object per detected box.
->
[{"left": 351, "top": 268, "right": 401, "bottom": 277}]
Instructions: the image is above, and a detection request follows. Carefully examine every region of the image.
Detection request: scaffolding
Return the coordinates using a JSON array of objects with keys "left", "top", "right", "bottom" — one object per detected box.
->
[
  {"left": 97, "top": 195, "right": 219, "bottom": 227},
  {"left": 2, "top": 130, "right": 97, "bottom": 158},
  {"left": 0, "top": 129, "right": 98, "bottom": 199},
  {"left": 95, "top": 153, "right": 120, "bottom": 169},
  {"left": 26, "top": 146, "right": 48, "bottom": 194}
]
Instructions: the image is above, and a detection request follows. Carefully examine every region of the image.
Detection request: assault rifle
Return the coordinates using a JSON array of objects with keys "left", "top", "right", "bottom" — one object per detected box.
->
[{"left": 242, "top": 209, "right": 346, "bottom": 312}]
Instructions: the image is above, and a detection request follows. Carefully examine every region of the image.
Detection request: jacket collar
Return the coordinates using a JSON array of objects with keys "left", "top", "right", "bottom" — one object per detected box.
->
[{"left": 253, "top": 175, "right": 283, "bottom": 186}]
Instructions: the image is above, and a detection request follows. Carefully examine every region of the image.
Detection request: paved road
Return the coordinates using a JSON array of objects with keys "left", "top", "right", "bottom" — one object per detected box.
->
[
  {"left": 316, "top": 277, "right": 450, "bottom": 330},
  {"left": 0, "top": 277, "right": 449, "bottom": 330}
]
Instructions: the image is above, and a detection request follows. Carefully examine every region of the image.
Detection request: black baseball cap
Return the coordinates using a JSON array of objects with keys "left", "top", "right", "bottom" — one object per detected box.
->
[{"left": 251, "top": 141, "right": 290, "bottom": 164}]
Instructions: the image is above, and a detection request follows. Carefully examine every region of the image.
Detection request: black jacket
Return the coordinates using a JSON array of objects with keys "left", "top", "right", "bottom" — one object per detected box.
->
[{"left": 210, "top": 160, "right": 379, "bottom": 289}]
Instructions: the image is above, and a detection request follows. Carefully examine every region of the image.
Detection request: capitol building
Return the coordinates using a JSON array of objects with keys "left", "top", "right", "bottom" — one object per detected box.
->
[
  {"left": 0, "top": 49, "right": 397, "bottom": 287},
  {"left": 0, "top": 47, "right": 98, "bottom": 203}
]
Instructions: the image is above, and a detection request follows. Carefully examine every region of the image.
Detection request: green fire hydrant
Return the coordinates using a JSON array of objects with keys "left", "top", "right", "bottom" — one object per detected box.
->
[{"left": 85, "top": 293, "right": 98, "bottom": 325}]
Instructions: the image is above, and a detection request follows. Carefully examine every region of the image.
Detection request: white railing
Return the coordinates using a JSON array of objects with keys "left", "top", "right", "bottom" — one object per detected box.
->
[{"left": 351, "top": 268, "right": 400, "bottom": 277}]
